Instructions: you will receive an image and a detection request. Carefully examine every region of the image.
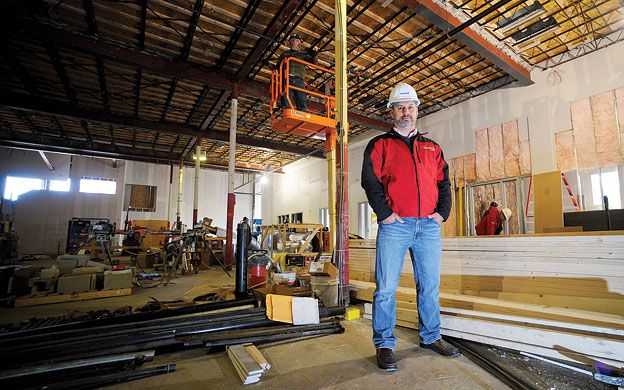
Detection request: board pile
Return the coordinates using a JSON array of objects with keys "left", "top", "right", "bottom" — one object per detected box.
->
[
  {"left": 350, "top": 234, "right": 624, "bottom": 368},
  {"left": 227, "top": 343, "right": 271, "bottom": 385}
]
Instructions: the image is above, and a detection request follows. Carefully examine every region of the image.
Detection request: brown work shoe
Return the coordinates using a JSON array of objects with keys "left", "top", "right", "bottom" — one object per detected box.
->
[
  {"left": 376, "top": 348, "right": 397, "bottom": 371},
  {"left": 420, "top": 338, "right": 461, "bottom": 357}
]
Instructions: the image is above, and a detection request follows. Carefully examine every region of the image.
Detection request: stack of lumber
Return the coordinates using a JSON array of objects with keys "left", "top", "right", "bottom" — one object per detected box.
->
[
  {"left": 350, "top": 234, "right": 624, "bottom": 368},
  {"left": 227, "top": 343, "right": 271, "bottom": 385}
]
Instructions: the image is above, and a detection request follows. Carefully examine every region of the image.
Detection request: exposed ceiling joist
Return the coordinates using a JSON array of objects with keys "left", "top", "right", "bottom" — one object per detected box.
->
[
  {"left": 3, "top": 17, "right": 390, "bottom": 133},
  {"left": 235, "top": 0, "right": 307, "bottom": 81},
  {"left": 0, "top": 93, "right": 323, "bottom": 157},
  {"left": 407, "top": 0, "right": 532, "bottom": 85}
]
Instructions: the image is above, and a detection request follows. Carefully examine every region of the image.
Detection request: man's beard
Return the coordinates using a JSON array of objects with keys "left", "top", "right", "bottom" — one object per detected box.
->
[{"left": 394, "top": 116, "right": 415, "bottom": 129}]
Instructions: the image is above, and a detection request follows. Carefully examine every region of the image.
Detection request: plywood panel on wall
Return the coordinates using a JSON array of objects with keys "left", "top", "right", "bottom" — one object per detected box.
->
[
  {"left": 450, "top": 156, "right": 464, "bottom": 182},
  {"left": 464, "top": 153, "right": 476, "bottom": 182},
  {"left": 520, "top": 140, "right": 531, "bottom": 175},
  {"left": 475, "top": 129, "right": 490, "bottom": 182},
  {"left": 488, "top": 125, "right": 505, "bottom": 179},
  {"left": 614, "top": 87, "right": 624, "bottom": 162},
  {"left": 555, "top": 130, "right": 577, "bottom": 172},
  {"left": 571, "top": 98, "right": 598, "bottom": 169},
  {"left": 502, "top": 120, "right": 521, "bottom": 177},
  {"left": 591, "top": 91, "right": 620, "bottom": 166},
  {"left": 505, "top": 181, "right": 520, "bottom": 234},
  {"left": 533, "top": 171, "right": 563, "bottom": 233}
]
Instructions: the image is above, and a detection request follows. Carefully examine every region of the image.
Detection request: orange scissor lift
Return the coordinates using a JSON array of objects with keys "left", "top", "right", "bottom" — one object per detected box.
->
[{"left": 270, "top": 57, "right": 336, "bottom": 139}]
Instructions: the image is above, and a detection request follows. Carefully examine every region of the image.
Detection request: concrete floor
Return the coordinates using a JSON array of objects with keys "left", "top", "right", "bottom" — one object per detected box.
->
[{"left": 0, "top": 268, "right": 509, "bottom": 389}]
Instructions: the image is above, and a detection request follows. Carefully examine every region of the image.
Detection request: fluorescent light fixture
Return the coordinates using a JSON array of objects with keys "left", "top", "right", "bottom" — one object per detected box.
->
[
  {"left": 497, "top": 2, "right": 547, "bottom": 33},
  {"left": 511, "top": 16, "right": 559, "bottom": 45},
  {"left": 192, "top": 154, "right": 207, "bottom": 161}
]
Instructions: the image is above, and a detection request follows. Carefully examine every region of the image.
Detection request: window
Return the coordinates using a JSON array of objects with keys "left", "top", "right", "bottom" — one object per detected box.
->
[
  {"left": 3, "top": 176, "right": 45, "bottom": 200},
  {"left": 591, "top": 171, "right": 621, "bottom": 209},
  {"left": 79, "top": 177, "right": 116, "bottom": 194},
  {"left": 49, "top": 178, "right": 71, "bottom": 192},
  {"left": 123, "top": 184, "right": 157, "bottom": 212},
  {"left": 291, "top": 212, "right": 303, "bottom": 224}
]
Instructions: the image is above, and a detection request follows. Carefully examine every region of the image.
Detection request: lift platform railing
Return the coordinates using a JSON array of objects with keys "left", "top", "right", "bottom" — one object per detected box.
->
[{"left": 270, "top": 57, "right": 336, "bottom": 119}]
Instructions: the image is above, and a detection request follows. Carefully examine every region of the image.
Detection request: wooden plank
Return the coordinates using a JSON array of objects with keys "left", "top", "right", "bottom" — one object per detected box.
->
[
  {"left": 571, "top": 98, "right": 598, "bottom": 169},
  {"left": 591, "top": 91, "right": 620, "bottom": 167},
  {"left": 440, "top": 329, "right": 624, "bottom": 369},
  {"left": 488, "top": 125, "right": 505, "bottom": 179},
  {"left": 350, "top": 280, "right": 624, "bottom": 328},
  {"left": 555, "top": 130, "right": 577, "bottom": 172},
  {"left": 14, "top": 288, "right": 132, "bottom": 307},
  {"left": 502, "top": 120, "right": 521, "bottom": 177},
  {"left": 519, "top": 140, "right": 531, "bottom": 175},
  {"left": 475, "top": 128, "right": 490, "bottom": 181},
  {"left": 244, "top": 344, "right": 271, "bottom": 370},
  {"left": 464, "top": 153, "right": 477, "bottom": 182},
  {"left": 533, "top": 171, "right": 563, "bottom": 233},
  {"left": 440, "top": 315, "right": 624, "bottom": 362}
]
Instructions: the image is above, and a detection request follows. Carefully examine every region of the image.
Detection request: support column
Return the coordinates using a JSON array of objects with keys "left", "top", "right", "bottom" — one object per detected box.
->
[
  {"left": 176, "top": 159, "right": 184, "bottom": 230},
  {"left": 167, "top": 164, "right": 173, "bottom": 227},
  {"left": 326, "top": 130, "right": 337, "bottom": 251},
  {"left": 335, "top": 0, "right": 349, "bottom": 305},
  {"left": 193, "top": 140, "right": 201, "bottom": 226},
  {"left": 226, "top": 84, "right": 239, "bottom": 269}
]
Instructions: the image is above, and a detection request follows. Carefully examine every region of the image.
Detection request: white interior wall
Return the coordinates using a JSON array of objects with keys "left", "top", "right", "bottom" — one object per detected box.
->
[
  {"left": 262, "top": 41, "right": 624, "bottom": 230},
  {"left": 1, "top": 149, "right": 254, "bottom": 254}
]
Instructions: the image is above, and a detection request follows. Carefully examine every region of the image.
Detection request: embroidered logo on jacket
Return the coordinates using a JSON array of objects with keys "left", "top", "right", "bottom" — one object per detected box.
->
[{"left": 420, "top": 145, "right": 435, "bottom": 151}]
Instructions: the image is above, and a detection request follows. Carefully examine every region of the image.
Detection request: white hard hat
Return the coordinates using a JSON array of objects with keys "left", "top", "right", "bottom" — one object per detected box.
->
[
  {"left": 501, "top": 208, "right": 512, "bottom": 220},
  {"left": 387, "top": 83, "right": 420, "bottom": 108}
]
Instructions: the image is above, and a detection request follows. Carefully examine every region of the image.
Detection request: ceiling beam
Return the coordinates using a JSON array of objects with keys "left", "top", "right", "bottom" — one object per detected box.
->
[
  {"left": 407, "top": 0, "right": 532, "bottom": 85},
  {"left": 1, "top": 40, "right": 39, "bottom": 96},
  {"left": 235, "top": 0, "right": 307, "bottom": 80},
  {"left": 46, "top": 45, "right": 77, "bottom": 106},
  {"left": 0, "top": 92, "right": 324, "bottom": 157},
  {"left": 215, "top": 0, "right": 262, "bottom": 70},
  {"left": 3, "top": 18, "right": 390, "bottom": 132},
  {"left": 180, "top": 0, "right": 204, "bottom": 60},
  {"left": 3, "top": 18, "right": 265, "bottom": 96}
]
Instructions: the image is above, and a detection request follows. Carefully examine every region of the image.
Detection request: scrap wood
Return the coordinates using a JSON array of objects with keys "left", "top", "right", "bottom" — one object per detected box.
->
[
  {"left": 14, "top": 288, "right": 132, "bottom": 308},
  {"left": 183, "top": 284, "right": 235, "bottom": 302},
  {"left": 227, "top": 344, "right": 266, "bottom": 385}
]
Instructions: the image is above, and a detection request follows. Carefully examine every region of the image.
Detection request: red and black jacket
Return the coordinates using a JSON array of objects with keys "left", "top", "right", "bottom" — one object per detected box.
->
[{"left": 361, "top": 130, "right": 452, "bottom": 223}]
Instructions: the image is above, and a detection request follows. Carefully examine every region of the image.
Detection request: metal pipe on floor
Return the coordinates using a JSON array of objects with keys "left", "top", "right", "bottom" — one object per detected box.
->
[
  {"left": 39, "top": 363, "right": 176, "bottom": 390},
  {"left": 0, "top": 350, "right": 155, "bottom": 381},
  {"left": 0, "top": 307, "right": 266, "bottom": 351},
  {"left": 0, "top": 297, "right": 257, "bottom": 340}
]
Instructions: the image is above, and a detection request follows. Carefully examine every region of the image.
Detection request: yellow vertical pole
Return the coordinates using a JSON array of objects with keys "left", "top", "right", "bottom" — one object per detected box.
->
[
  {"left": 335, "top": 0, "right": 349, "bottom": 305},
  {"left": 457, "top": 182, "right": 464, "bottom": 236},
  {"left": 327, "top": 130, "right": 337, "bottom": 251}
]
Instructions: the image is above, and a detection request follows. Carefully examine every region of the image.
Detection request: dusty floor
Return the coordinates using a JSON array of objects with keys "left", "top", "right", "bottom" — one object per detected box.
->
[{"left": 0, "top": 268, "right": 509, "bottom": 389}]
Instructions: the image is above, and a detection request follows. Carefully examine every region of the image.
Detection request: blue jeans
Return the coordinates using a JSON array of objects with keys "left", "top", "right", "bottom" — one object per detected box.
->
[
  {"left": 372, "top": 218, "right": 442, "bottom": 349},
  {"left": 283, "top": 76, "right": 307, "bottom": 111}
]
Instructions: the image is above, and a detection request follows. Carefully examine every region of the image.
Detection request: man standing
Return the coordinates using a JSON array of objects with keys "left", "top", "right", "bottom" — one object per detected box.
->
[
  {"left": 276, "top": 34, "right": 317, "bottom": 111},
  {"left": 361, "top": 83, "right": 459, "bottom": 372},
  {"left": 475, "top": 202, "right": 512, "bottom": 235}
]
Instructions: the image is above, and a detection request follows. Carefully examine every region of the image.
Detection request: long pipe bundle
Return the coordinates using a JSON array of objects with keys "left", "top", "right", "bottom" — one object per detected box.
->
[{"left": 0, "top": 304, "right": 345, "bottom": 368}]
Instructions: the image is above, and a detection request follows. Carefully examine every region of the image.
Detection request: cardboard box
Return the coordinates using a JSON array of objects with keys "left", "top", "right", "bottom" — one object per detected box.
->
[
  {"left": 57, "top": 274, "right": 95, "bottom": 294},
  {"left": 308, "top": 261, "right": 338, "bottom": 277},
  {"left": 266, "top": 294, "right": 319, "bottom": 325},
  {"left": 103, "top": 269, "right": 133, "bottom": 290}
]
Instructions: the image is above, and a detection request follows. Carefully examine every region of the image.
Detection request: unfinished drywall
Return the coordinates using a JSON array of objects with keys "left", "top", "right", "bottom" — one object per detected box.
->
[
  {"left": 262, "top": 42, "right": 624, "bottom": 235},
  {"left": 1, "top": 149, "right": 254, "bottom": 254}
]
